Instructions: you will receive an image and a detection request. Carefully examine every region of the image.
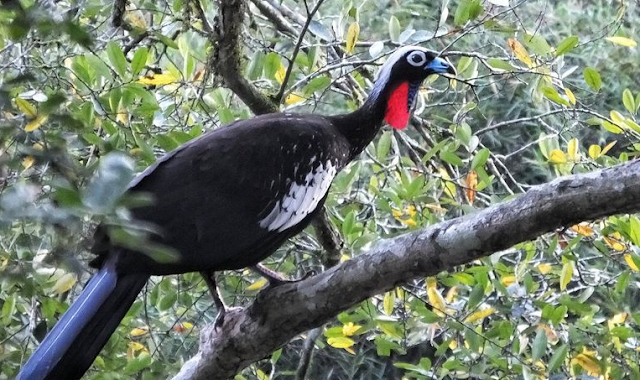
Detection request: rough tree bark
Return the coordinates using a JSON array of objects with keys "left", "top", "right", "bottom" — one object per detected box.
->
[{"left": 170, "top": 160, "right": 640, "bottom": 380}]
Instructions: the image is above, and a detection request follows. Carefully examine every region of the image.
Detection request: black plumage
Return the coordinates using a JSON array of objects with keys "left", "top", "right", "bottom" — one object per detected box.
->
[{"left": 17, "top": 46, "right": 454, "bottom": 380}]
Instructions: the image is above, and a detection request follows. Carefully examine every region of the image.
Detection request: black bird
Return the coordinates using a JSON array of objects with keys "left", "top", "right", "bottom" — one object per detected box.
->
[{"left": 17, "top": 45, "right": 455, "bottom": 380}]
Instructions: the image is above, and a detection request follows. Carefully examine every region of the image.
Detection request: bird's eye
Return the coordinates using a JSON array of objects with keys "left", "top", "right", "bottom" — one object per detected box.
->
[{"left": 407, "top": 51, "right": 427, "bottom": 67}]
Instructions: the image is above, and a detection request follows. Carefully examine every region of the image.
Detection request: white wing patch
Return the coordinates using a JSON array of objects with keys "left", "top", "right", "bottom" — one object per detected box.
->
[{"left": 259, "top": 160, "right": 337, "bottom": 232}]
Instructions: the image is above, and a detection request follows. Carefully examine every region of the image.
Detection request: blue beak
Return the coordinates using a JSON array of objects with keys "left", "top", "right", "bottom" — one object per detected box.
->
[{"left": 425, "top": 57, "right": 456, "bottom": 75}]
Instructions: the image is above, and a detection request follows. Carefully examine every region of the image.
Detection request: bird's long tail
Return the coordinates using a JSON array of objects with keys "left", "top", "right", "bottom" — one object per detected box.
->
[{"left": 17, "top": 263, "right": 148, "bottom": 380}]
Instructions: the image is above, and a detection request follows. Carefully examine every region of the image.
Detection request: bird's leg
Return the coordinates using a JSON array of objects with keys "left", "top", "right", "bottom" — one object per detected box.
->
[
  {"left": 252, "top": 263, "right": 315, "bottom": 287},
  {"left": 200, "top": 271, "right": 229, "bottom": 329}
]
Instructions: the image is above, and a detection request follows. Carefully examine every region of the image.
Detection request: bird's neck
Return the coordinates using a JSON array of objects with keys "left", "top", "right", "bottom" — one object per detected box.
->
[{"left": 330, "top": 81, "right": 395, "bottom": 158}]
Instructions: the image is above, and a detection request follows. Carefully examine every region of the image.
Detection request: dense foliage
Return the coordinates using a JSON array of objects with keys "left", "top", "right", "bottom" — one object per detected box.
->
[{"left": 1, "top": 0, "right": 640, "bottom": 379}]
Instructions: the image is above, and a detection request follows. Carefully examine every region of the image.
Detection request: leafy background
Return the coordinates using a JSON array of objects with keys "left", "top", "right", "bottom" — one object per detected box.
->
[{"left": 1, "top": 0, "right": 640, "bottom": 379}]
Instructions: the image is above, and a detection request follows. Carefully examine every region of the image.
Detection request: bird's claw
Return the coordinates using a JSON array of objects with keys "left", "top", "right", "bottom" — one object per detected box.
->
[
  {"left": 266, "top": 270, "right": 316, "bottom": 287},
  {"left": 213, "top": 306, "right": 242, "bottom": 331}
]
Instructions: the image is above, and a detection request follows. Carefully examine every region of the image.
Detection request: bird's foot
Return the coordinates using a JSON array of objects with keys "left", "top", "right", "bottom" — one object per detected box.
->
[
  {"left": 214, "top": 306, "right": 243, "bottom": 331},
  {"left": 252, "top": 264, "right": 316, "bottom": 287}
]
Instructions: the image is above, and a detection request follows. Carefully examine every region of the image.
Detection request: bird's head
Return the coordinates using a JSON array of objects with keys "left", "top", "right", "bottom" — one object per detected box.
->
[{"left": 370, "top": 46, "right": 455, "bottom": 129}]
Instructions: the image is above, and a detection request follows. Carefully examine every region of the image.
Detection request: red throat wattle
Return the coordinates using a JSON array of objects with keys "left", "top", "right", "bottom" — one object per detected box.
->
[{"left": 384, "top": 82, "right": 410, "bottom": 129}]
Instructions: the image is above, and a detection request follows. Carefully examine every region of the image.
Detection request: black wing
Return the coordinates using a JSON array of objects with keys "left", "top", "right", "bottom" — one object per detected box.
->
[{"left": 95, "top": 113, "right": 349, "bottom": 275}]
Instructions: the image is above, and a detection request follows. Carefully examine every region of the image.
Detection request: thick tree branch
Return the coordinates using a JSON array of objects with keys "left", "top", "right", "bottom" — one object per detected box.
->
[
  {"left": 170, "top": 160, "right": 640, "bottom": 380},
  {"left": 213, "top": 0, "right": 278, "bottom": 115}
]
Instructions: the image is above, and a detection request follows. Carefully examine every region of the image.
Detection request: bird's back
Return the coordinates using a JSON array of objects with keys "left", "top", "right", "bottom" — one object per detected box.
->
[{"left": 92, "top": 113, "right": 351, "bottom": 275}]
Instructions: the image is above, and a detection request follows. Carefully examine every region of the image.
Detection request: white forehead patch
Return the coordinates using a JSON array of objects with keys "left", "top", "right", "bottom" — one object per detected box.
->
[
  {"left": 259, "top": 160, "right": 337, "bottom": 232},
  {"left": 369, "top": 45, "right": 431, "bottom": 102}
]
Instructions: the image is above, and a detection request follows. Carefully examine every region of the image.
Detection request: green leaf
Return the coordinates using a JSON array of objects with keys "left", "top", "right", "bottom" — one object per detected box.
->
[
  {"left": 487, "top": 58, "right": 514, "bottom": 71},
  {"left": 63, "top": 21, "right": 93, "bottom": 48},
  {"left": 377, "top": 131, "right": 393, "bottom": 161},
  {"left": 524, "top": 33, "right": 552, "bottom": 55},
  {"left": 583, "top": 67, "right": 602, "bottom": 92},
  {"left": 304, "top": 76, "right": 331, "bottom": 95},
  {"left": 471, "top": 148, "right": 490, "bottom": 170},
  {"left": 541, "top": 86, "right": 569, "bottom": 106},
  {"left": 124, "top": 352, "right": 152, "bottom": 374},
  {"left": 247, "top": 51, "right": 264, "bottom": 80},
  {"left": 555, "top": 36, "right": 578, "bottom": 56},
  {"left": 106, "top": 41, "right": 128, "bottom": 78},
  {"left": 454, "top": 0, "right": 471, "bottom": 25},
  {"left": 383, "top": 291, "right": 395, "bottom": 315},
  {"left": 467, "top": 284, "right": 484, "bottom": 310},
  {"left": 623, "top": 88, "right": 636, "bottom": 114},
  {"left": 548, "top": 344, "right": 568, "bottom": 373},
  {"left": 629, "top": 217, "right": 640, "bottom": 246},
  {"left": 439, "top": 151, "right": 464, "bottom": 166},
  {"left": 2, "top": 294, "right": 16, "bottom": 325},
  {"left": 158, "top": 291, "right": 178, "bottom": 310},
  {"left": 154, "top": 32, "right": 179, "bottom": 49},
  {"left": 531, "top": 328, "right": 547, "bottom": 361},
  {"left": 83, "top": 153, "right": 135, "bottom": 212},
  {"left": 616, "top": 271, "right": 631, "bottom": 294},
  {"left": 263, "top": 52, "right": 281, "bottom": 79},
  {"left": 560, "top": 262, "right": 573, "bottom": 291},
  {"left": 131, "top": 47, "right": 148, "bottom": 76},
  {"left": 389, "top": 16, "right": 401, "bottom": 42}
]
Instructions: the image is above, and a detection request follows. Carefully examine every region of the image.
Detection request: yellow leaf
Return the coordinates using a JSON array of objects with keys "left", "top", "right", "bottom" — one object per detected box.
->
[
  {"left": 567, "top": 138, "right": 579, "bottom": 161},
  {"left": 609, "top": 312, "right": 627, "bottom": 326},
  {"left": 275, "top": 63, "right": 287, "bottom": 84},
  {"left": 392, "top": 205, "right": 417, "bottom": 227},
  {"left": 571, "top": 223, "right": 594, "bottom": 237},
  {"left": 344, "top": 346, "right": 356, "bottom": 355},
  {"left": 173, "top": 322, "right": 195, "bottom": 333},
  {"left": 601, "top": 140, "right": 617, "bottom": 156},
  {"left": 464, "top": 307, "right": 495, "bottom": 323},
  {"left": 564, "top": 87, "right": 576, "bottom": 105},
  {"left": 182, "top": 321, "right": 194, "bottom": 329},
  {"left": 345, "top": 22, "right": 360, "bottom": 54},
  {"left": 541, "top": 324, "right": 559, "bottom": 344},
  {"left": 438, "top": 168, "right": 457, "bottom": 198},
  {"left": 571, "top": 348, "right": 601, "bottom": 376},
  {"left": 560, "top": 262, "right": 573, "bottom": 291},
  {"left": 549, "top": 149, "right": 567, "bottom": 164},
  {"left": 342, "top": 322, "right": 362, "bottom": 336},
  {"left": 383, "top": 290, "right": 395, "bottom": 315},
  {"left": 465, "top": 170, "right": 478, "bottom": 204},
  {"left": 610, "top": 110, "right": 625, "bottom": 124},
  {"left": 624, "top": 254, "right": 639, "bottom": 272},
  {"left": 449, "top": 340, "right": 458, "bottom": 350},
  {"left": 285, "top": 93, "right": 305, "bottom": 105},
  {"left": 445, "top": 286, "right": 458, "bottom": 303},
  {"left": 127, "top": 341, "right": 148, "bottom": 353},
  {"left": 507, "top": 38, "right": 533, "bottom": 68},
  {"left": 501, "top": 275, "right": 516, "bottom": 286},
  {"left": 116, "top": 109, "right": 128, "bottom": 124},
  {"left": 137, "top": 72, "right": 178, "bottom": 86},
  {"left": 538, "top": 263, "right": 553, "bottom": 274},
  {"left": 606, "top": 36, "right": 637, "bottom": 47},
  {"left": 25, "top": 115, "right": 48, "bottom": 132},
  {"left": 130, "top": 326, "right": 149, "bottom": 337},
  {"left": 426, "top": 278, "right": 447, "bottom": 316},
  {"left": 23, "top": 156, "right": 35, "bottom": 169},
  {"left": 126, "top": 10, "right": 147, "bottom": 30},
  {"left": 246, "top": 277, "right": 268, "bottom": 290},
  {"left": 327, "top": 336, "right": 355, "bottom": 349},
  {"left": 588, "top": 144, "right": 602, "bottom": 159},
  {"left": 15, "top": 98, "right": 37, "bottom": 118},
  {"left": 51, "top": 273, "right": 77, "bottom": 295},
  {"left": 604, "top": 232, "right": 625, "bottom": 251}
]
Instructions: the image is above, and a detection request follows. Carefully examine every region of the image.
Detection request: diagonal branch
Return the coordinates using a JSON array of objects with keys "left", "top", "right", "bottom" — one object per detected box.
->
[
  {"left": 212, "top": 0, "right": 278, "bottom": 115},
  {"left": 169, "top": 159, "right": 640, "bottom": 380}
]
